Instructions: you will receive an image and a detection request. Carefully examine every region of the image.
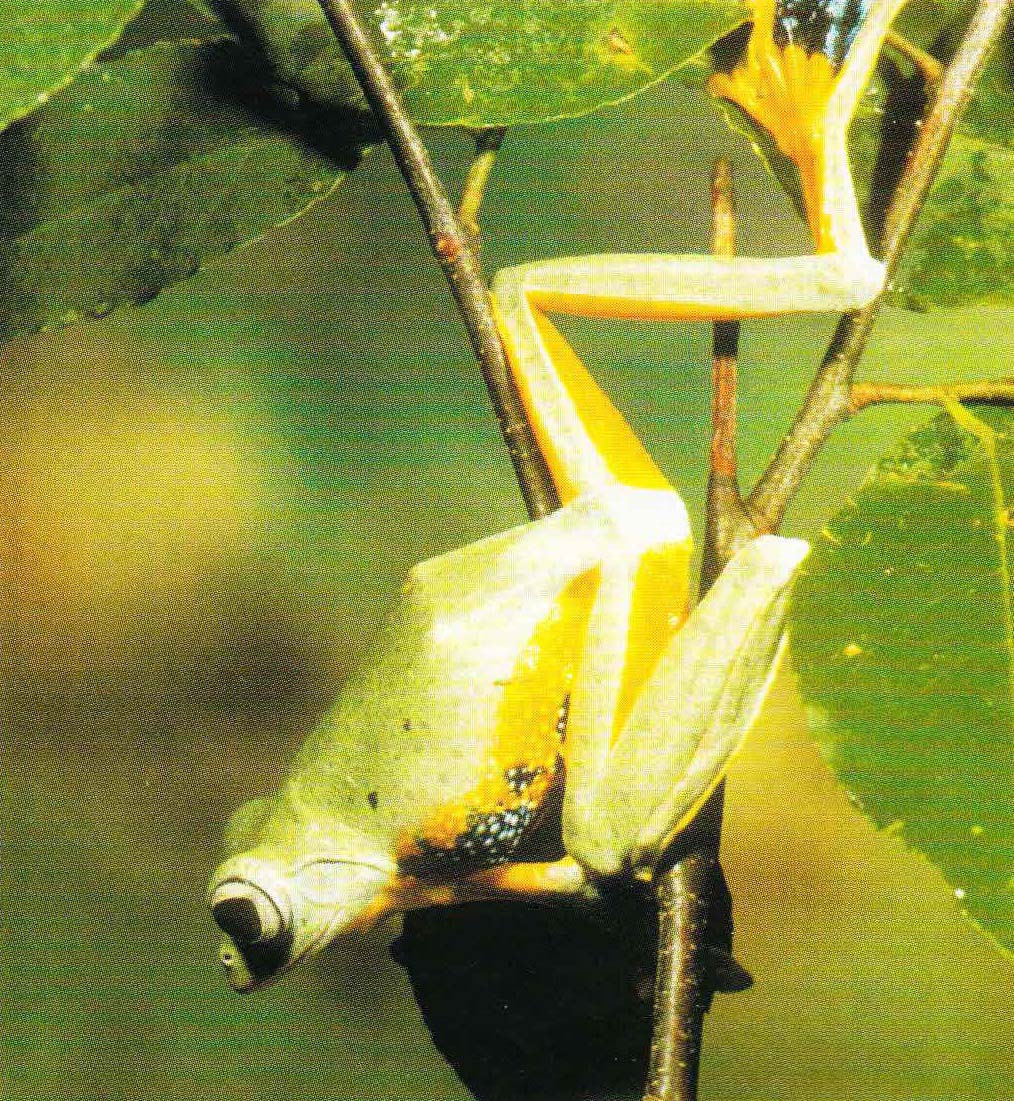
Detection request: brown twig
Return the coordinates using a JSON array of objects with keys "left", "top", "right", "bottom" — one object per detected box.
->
[
  {"left": 746, "top": 0, "right": 1013, "bottom": 533},
  {"left": 645, "top": 805, "right": 724, "bottom": 1101},
  {"left": 458, "top": 128, "right": 507, "bottom": 244},
  {"left": 702, "top": 159, "right": 756, "bottom": 590},
  {"left": 850, "top": 378, "right": 1014, "bottom": 412},
  {"left": 646, "top": 160, "right": 757, "bottom": 1101},
  {"left": 314, "top": 0, "right": 558, "bottom": 521}
]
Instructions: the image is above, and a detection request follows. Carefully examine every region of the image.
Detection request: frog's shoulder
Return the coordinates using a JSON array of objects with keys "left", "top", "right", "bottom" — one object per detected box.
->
[{"left": 404, "top": 486, "right": 689, "bottom": 609}]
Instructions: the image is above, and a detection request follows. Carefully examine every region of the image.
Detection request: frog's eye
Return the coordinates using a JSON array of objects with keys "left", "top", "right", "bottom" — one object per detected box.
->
[{"left": 209, "top": 879, "right": 291, "bottom": 947}]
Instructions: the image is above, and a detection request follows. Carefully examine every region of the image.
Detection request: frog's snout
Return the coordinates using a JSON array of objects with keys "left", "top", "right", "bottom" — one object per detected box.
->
[
  {"left": 210, "top": 880, "right": 290, "bottom": 948},
  {"left": 208, "top": 864, "right": 296, "bottom": 992}
]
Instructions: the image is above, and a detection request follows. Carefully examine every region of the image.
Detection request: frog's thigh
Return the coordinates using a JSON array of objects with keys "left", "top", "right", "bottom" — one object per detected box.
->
[{"left": 565, "top": 536, "right": 809, "bottom": 879}]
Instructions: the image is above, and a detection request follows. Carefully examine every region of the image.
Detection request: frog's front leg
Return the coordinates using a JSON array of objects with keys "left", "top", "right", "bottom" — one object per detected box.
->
[{"left": 563, "top": 535, "right": 809, "bottom": 880}]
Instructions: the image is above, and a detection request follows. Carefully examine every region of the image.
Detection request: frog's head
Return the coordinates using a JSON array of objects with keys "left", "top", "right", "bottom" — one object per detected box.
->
[{"left": 208, "top": 798, "right": 393, "bottom": 992}]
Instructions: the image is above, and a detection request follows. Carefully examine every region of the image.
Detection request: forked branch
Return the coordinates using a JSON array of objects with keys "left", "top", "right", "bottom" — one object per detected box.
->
[{"left": 747, "top": 0, "right": 1014, "bottom": 533}]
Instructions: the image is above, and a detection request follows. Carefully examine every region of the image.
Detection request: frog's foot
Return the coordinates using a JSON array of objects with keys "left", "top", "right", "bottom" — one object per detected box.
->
[
  {"left": 709, "top": 0, "right": 903, "bottom": 251},
  {"left": 710, "top": 36, "right": 840, "bottom": 247},
  {"left": 563, "top": 535, "right": 810, "bottom": 880}
]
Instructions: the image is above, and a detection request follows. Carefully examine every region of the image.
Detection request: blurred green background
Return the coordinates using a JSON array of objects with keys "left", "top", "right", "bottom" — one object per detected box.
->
[{"left": 4, "top": 78, "right": 1012, "bottom": 1100}]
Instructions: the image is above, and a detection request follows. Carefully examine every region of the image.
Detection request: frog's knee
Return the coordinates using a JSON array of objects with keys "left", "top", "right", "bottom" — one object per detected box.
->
[
  {"left": 844, "top": 252, "right": 887, "bottom": 310},
  {"left": 490, "top": 264, "right": 524, "bottom": 301},
  {"left": 562, "top": 809, "right": 628, "bottom": 880}
]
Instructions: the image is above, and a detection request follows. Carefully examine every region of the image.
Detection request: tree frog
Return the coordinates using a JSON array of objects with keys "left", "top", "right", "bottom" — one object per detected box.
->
[{"left": 209, "top": 0, "right": 902, "bottom": 992}]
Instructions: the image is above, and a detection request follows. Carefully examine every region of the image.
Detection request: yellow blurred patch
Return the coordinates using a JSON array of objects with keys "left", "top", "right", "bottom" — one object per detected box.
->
[{"left": 4, "top": 385, "right": 267, "bottom": 673}]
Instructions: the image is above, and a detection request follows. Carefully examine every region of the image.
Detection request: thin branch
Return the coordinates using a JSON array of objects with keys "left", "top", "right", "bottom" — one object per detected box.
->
[
  {"left": 458, "top": 128, "right": 507, "bottom": 244},
  {"left": 646, "top": 161, "right": 751, "bottom": 1101},
  {"left": 315, "top": 0, "right": 558, "bottom": 521},
  {"left": 850, "top": 378, "right": 1014, "bottom": 412},
  {"left": 646, "top": 808, "right": 724, "bottom": 1101},
  {"left": 703, "top": 158, "right": 756, "bottom": 591},
  {"left": 884, "top": 29, "right": 945, "bottom": 86},
  {"left": 709, "top": 159, "right": 740, "bottom": 485},
  {"left": 746, "top": 0, "right": 1013, "bottom": 532}
]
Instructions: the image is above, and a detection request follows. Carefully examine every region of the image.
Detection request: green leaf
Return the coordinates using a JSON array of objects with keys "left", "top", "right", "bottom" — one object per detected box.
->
[
  {"left": 0, "top": 39, "right": 366, "bottom": 344},
  {"left": 891, "top": 29, "right": 1014, "bottom": 308},
  {"left": 210, "top": 0, "right": 749, "bottom": 126},
  {"left": 792, "top": 406, "right": 1014, "bottom": 956},
  {"left": 0, "top": 0, "right": 145, "bottom": 132},
  {"left": 894, "top": 133, "right": 1014, "bottom": 309},
  {"left": 104, "top": 0, "right": 234, "bottom": 57}
]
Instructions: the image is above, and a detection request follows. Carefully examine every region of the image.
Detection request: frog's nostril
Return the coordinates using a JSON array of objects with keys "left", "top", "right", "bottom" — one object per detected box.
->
[{"left": 210, "top": 882, "right": 288, "bottom": 946}]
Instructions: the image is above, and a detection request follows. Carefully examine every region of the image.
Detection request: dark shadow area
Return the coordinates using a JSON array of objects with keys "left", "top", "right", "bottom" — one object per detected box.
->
[
  {"left": 394, "top": 790, "right": 747, "bottom": 1101},
  {"left": 866, "top": 58, "right": 927, "bottom": 250},
  {"left": 397, "top": 894, "right": 656, "bottom": 1101}
]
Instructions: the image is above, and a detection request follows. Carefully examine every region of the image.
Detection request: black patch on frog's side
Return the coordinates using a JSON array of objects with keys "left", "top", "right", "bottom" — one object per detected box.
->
[
  {"left": 367, "top": 791, "right": 379, "bottom": 810},
  {"left": 402, "top": 803, "right": 537, "bottom": 878},
  {"left": 402, "top": 753, "right": 566, "bottom": 879},
  {"left": 773, "top": 0, "right": 871, "bottom": 67},
  {"left": 504, "top": 764, "right": 544, "bottom": 795}
]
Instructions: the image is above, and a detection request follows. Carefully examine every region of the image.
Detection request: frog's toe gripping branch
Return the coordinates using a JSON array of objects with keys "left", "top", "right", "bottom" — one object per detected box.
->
[{"left": 564, "top": 535, "right": 810, "bottom": 879}]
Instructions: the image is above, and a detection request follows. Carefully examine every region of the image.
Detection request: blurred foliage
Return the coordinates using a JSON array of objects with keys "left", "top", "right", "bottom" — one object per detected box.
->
[
  {"left": 793, "top": 407, "right": 1014, "bottom": 956},
  {"left": 0, "top": 36, "right": 365, "bottom": 345},
  {"left": 0, "top": 0, "right": 143, "bottom": 131},
  {"left": 3, "top": 335, "right": 321, "bottom": 701}
]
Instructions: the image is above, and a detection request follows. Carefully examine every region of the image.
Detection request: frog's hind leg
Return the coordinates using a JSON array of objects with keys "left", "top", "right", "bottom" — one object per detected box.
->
[
  {"left": 491, "top": 264, "right": 674, "bottom": 505},
  {"left": 562, "top": 535, "right": 809, "bottom": 879}
]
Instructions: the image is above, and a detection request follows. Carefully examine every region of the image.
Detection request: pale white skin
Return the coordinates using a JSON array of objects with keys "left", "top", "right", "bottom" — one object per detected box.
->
[{"left": 209, "top": 0, "right": 903, "bottom": 991}]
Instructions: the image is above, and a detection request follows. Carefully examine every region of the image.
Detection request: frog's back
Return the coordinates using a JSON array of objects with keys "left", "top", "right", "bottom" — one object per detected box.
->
[{"left": 283, "top": 488, "right": 688, "bottom": 875}]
